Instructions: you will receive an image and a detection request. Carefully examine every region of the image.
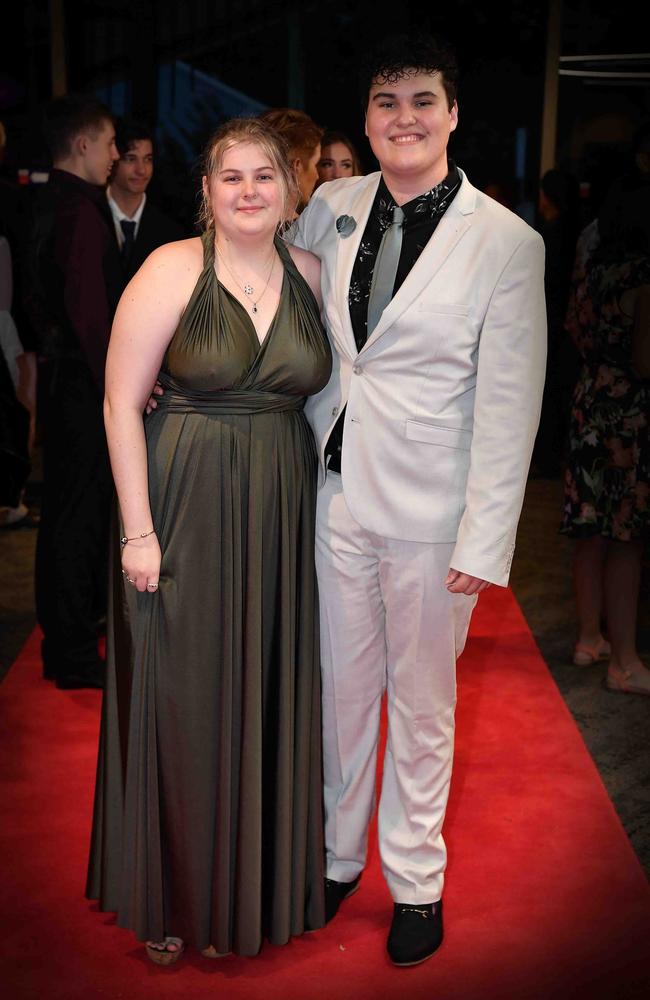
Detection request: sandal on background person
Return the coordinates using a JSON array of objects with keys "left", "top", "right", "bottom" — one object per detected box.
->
[
  {"left": 605, "top": 663, "right": 650, "bottom": 697},
  {"left": 201, "top": 944, "right": 231, "bottom": 958},
  {"left": 145, "top": 937, "right": 184, "bottom": 966},
  {"left": 0, "top": 503, "right": 40, "bottom": 529},
  {"left": 572, "top": 636, "right": 611, "bottom": 666}
]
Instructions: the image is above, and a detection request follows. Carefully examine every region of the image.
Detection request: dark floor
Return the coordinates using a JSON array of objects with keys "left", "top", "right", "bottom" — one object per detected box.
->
[
  {"left": 1, "top": 472, "right": 649, "bottom": 875},
  {"left": 509, "top": 475, "right": 650, "bottom": 875}
]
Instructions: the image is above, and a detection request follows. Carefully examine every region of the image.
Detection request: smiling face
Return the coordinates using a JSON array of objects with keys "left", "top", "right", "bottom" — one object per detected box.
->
[
  {"left": 112, "top": 138, "right": 154, "bottom": 197},
  {"left": 203, "top": 141, "right": 283, "bottom": 240},
  {"left": 318, "top": 141, "right": 357, "bottom": 182},
  {"left": 81, "top": 119, "right": 119, "bottom": 186},
  {"left": 365, "top": 70, "right": 458, "bottom": 194}
]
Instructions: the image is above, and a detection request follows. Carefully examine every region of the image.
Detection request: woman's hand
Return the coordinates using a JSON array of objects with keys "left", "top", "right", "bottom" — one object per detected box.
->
[{"left": 121, "top": 534, "right": 162, "bottom": 593}]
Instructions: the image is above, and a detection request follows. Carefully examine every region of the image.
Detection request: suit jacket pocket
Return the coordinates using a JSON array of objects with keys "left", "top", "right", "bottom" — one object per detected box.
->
[{"left": 405, "top": 419, "right": 472, "bottom": 450}]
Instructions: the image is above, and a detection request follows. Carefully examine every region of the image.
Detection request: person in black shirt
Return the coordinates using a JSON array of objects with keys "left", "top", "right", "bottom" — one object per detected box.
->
[
  {"left": 107, "top": 119, "right": 184, "bottom": 283},
  {"left": 28, "top": 95, "right": 121, "bottom": 689},
  {"left": 294, "top": 33, "right": 547, "bottom": 965}
]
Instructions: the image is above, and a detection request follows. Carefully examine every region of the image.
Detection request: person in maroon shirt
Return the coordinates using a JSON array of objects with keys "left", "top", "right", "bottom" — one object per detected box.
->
[{"left": 28, "top": 95, "right": 121, "bottom": 689}]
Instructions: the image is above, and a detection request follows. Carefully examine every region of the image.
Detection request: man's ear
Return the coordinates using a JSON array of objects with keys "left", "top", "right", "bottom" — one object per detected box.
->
[
  {"left": 75, "top": 133, "right": 88, "bottom": 157},
  {"left": 292, "top": 157, "right": 303, "bottom": 176},
  {"left": 450, "top": 101, "right": 459, "bottom": 133}
]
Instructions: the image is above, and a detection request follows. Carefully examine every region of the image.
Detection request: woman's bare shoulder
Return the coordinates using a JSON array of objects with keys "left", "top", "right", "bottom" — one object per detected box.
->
[
  {"left": 124, "top": 237, "right": 203, "bottom": 301},
  {"left": 287, "top": 243, "right": 318, "bottom": 270},
  {"left": 144, "top": 236, "right": 203, "bottom": 273},
  {"left": 287, "top": 243, "right": 322, "bottom": 307},
  {"left": 288, "top": 243, "right": 320, "bottom": 283}
]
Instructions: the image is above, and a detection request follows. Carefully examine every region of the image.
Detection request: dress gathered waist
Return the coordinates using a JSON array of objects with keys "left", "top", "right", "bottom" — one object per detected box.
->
[{"left": 154, "top": 385, "right": 305, "bottom": 416}]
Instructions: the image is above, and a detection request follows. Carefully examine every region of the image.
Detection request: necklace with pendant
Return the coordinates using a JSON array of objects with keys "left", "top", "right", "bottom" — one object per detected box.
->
[{"left": 216, "top": 244, "right": 277, "bottom": 314}]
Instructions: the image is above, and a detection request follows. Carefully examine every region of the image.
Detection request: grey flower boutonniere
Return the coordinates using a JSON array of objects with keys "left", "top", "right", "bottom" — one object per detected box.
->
[{"left": 336, "top": 214, "right": 357, "bottom": 238}]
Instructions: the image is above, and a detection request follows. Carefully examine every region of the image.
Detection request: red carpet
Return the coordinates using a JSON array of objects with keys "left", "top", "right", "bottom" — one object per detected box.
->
[{"left": 1, "top": 587, "right": 649, "bottom": 1000}]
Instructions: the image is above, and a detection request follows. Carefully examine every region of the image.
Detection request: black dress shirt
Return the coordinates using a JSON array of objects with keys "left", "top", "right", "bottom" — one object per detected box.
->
[
  {"left": 326, "top": 161, "right": 461, "bottom": 473},
  {"left": 122, "top": 200, "right": 185, "bottom": 283}
]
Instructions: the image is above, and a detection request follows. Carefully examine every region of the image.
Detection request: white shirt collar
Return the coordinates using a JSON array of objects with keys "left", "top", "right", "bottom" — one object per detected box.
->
[{"left": 107, "top": 190, "right": 147, "bottom": 246}]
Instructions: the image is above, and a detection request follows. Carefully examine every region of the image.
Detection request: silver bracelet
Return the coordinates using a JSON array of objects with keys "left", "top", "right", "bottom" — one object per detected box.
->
[{"left": 120, "top": 528, "right": 155, "bottom": 547}]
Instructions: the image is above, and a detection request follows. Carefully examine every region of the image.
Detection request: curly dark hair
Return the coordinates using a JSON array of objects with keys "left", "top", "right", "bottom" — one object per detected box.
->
[
  {"left": 358, "top": 33, "right": 459, "bottom": 111},
  {"left": 114, "top": 118, "right": 155, "bottom": 158}
]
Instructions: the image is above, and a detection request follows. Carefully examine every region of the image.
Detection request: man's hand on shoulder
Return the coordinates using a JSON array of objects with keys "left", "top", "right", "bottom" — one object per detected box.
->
[
  {"left": 145, "top": 381, "right": 163, "bottom": 414},
  {"left": 445, "top": 569, "right": 491, "bottom": 595}
]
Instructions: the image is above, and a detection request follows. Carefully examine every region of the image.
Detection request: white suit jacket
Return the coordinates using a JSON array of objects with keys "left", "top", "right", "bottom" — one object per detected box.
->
[{"left": 293, "top": 169, "right": 547, "bottom": 587}]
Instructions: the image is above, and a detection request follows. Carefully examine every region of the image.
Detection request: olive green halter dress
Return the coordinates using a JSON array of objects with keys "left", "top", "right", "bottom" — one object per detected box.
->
[{"left": 87, "top": 235, "right": 331, "bottom": 956}]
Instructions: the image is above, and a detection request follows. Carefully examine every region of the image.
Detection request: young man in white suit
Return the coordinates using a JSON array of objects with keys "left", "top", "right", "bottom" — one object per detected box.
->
[{"left": 293, "top": 34, "right": 547, "bottom": 965}]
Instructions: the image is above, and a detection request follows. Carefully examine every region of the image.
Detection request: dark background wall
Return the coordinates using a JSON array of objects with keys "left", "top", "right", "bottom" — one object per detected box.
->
[{"left": 0, "top": 0, "right": 647, "bottom": 228}]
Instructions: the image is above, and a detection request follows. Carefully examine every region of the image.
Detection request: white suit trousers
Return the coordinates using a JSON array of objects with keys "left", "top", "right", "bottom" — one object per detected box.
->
[{"left": 315, "top": 472, "right": 477, "bottom": 903}]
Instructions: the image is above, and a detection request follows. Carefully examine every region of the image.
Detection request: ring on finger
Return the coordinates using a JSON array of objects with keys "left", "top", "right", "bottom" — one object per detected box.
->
[
  {"left": 147, "top": 581, "right": 159, "bottom": 590},
  {"left": 126, "top": 576, "right": 136, "bottom": 584}
]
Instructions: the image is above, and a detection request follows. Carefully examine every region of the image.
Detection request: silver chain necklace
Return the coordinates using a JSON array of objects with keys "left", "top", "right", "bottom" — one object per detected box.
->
[{"left": 215, "top": 244, "right": 277, "bottom": 314}]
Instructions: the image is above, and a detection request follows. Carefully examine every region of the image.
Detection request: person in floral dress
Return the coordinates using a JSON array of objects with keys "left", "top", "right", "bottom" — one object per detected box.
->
[{"left": 562, "top": 193, "right": 650, "bottom": 695}]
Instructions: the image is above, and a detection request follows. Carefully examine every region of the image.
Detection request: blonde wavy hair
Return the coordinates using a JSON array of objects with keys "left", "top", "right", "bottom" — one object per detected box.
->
[{"left": 198, "top": 117, "right": 298, "bottom": 234}]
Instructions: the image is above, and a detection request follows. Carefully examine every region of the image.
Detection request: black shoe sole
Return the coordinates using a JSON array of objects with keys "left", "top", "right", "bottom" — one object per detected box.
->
[{"left": 389, "top": 949, "right": 439, "bottom": 967}]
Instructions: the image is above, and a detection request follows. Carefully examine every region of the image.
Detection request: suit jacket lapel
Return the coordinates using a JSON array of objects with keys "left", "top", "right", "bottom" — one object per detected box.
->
[
  {"left": 332, "top": 173, "right": 381, "bottom": 359},
  {"left": 362, "top": 172, "right": 476, "bottom": 352}
]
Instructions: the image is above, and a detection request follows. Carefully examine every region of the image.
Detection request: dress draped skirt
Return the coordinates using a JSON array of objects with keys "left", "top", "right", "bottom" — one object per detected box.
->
[{"left": 87, "top": 235, "right": 331, "bottom": 955}]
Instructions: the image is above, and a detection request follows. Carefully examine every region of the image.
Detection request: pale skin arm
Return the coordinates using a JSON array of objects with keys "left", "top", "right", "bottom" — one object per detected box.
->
[{"left": 105, "top": 238, "right": 201, "bottom": 592}]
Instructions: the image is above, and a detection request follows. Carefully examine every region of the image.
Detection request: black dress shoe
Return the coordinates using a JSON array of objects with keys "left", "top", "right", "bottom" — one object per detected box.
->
[
  {"left": 324, "top": 874, "right": 361, "bottom": 923},
  {"left": 387, "top": 900, "right": 443, "bottom": 966},
  {"left": 41, "top": 639, "right": 56, "bottom": 681}
]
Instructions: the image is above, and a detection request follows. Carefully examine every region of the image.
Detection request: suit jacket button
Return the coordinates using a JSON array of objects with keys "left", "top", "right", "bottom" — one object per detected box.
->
[
  {"left": 353, "top": 365, "right": 363, "bottom": 375},
  {"left": 331, "top": 406, "right": 338, "bottom": 416}
]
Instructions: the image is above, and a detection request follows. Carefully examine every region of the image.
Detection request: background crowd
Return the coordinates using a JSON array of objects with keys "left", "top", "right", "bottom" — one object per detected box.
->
[
  {"left": 1, "top": 96, "right": 648, "bottom": 695},
  {"left": 0, "top": 100, "right": 370, "bottom": 689}
]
